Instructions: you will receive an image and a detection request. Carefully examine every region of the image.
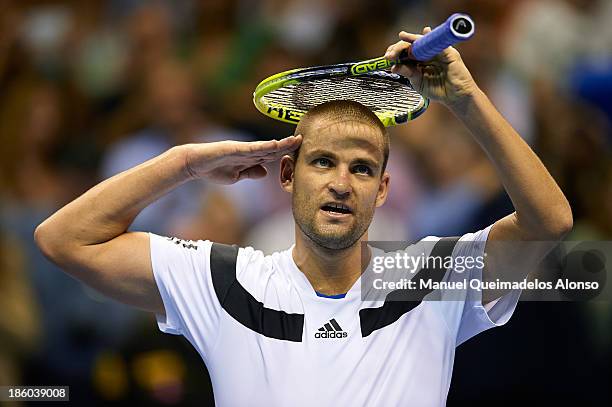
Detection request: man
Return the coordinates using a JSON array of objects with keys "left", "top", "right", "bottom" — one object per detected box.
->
[{"left": 35, "top": 28, "right": 572, "bottom": 406}]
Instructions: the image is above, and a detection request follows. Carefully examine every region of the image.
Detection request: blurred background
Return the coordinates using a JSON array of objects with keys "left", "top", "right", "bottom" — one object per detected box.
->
[{"left": 0, "top": 0, "right": 610, "bottom": 404}]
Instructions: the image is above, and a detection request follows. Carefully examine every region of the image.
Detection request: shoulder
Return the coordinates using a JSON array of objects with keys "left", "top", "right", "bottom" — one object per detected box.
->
[
  {"left": 414, "top": 225, "right": 492, "bottom": 255},
  {"left": 150, "top": 234, "right": 297, "bottom": 294},
  {"left": 150, "top": 234, "right": 292, "bottom": 275},
  {"left": 209, "top": 244, "right": 301, "bottom": 313},
  {"left": 233, "top": 245, "right": 294, "bottom": 284}
]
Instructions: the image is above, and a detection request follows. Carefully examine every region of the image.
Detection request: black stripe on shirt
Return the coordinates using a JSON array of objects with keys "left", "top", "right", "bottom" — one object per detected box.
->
[
  {"left": 210, "top": 243, "right": 304, "bottom": 342},
  {"left": 359, "top": 237, "right": 460, "bottom": 338}
]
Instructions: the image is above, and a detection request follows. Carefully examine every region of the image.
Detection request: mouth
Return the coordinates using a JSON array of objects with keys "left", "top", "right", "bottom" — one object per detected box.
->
[{"left": 320, "top": 202, "right": 353, "bottom": 218}]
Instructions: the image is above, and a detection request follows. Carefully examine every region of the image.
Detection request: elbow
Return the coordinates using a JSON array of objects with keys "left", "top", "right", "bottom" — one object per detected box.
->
[
  {"left": 519, "top": 201, "right": 573, "bottom": 241},
  {"left": 34, "top": 220, "right": 62, "bottom": 263},
  {"left": 543, "top": 202, "right": 574, "bottom": 241},
  {"left": 555, "top": 208, "right": 574, "bottom": 239},
  {"left": 35, "top": 220, "right": 90, "bottom": 279},
  {"left": 554, "top": 197, "right": 574, "bottom": 238},
  {"left": 34, "top": 221, "right": 52, "bottom": 259}
]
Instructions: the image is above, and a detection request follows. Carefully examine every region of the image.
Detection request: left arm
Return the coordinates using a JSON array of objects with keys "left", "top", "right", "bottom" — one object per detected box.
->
[{"left": 386, "top": 27, "right": 572, "bottom": 303}]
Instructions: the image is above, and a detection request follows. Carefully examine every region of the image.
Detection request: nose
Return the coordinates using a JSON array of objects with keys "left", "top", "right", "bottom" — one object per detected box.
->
[{"left": 328, "top": 167, "right": 352, "bottom": 198}]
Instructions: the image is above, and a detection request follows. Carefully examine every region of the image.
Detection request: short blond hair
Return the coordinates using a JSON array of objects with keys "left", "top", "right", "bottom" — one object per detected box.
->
[{"left": 293, "top": 100, "right": 390, "bottom": 172}]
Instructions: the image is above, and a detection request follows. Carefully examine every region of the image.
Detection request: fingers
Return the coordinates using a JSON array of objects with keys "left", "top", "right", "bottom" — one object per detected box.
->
[
  {"left": 228, "top": 135, "right": 301, "bottom": 170},
  {"left": 398, "top": 26, "right": 430, "bottom": 42},
  {"left": 260, "top": 135, "right": 302, "bottom": 161},
  {"left": 398, "top": 31, "right": 421, "bottom": 44},
  {"left": 385, "top": 38, "right": 418, "bottom": 76},
  {"left": 276, "top": 134, "right": 302, "bottom": 152},
  {"left": 385, "top": 25, "right": 431, "bottom": 61},
  {"left": 245, "top": 135, "right": 302, "bottom": 156},
  {"left": 388, "top": 27, "right": 434, "bottom": 79},
  {"left": 385, "top": 40, "right": 409, "bottom": 60}
]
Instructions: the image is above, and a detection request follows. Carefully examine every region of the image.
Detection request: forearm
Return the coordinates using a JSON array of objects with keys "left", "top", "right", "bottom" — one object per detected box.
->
[
  {"left": 36, "top": 145, "right": 192, "bottom": 252},
  {"left": 449, "top": 88, "right": 572, "bottom": 238}
]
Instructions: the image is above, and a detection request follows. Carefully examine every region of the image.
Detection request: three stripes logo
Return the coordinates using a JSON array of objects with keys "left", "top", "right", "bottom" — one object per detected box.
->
[
  {"left": 315, "top": 318, "right": 348, "bottom": 339},
  {"left": 166, "top": 236, "right": 198, "bottom": 250}
]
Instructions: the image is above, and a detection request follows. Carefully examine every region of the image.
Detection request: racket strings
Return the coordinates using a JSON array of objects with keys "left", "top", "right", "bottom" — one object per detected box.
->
[{"left": 263, "top": 75, "right": 423, "bottom": 114}]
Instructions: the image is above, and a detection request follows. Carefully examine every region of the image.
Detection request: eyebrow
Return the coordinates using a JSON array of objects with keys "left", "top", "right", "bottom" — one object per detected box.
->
[
  {"left": 304, "top": 149, "right": 381, "bottom": 170},
  {"left": 352, "top": 157, "right": 379, "bottom": 169},
  {"left": 304, "top": 149, "right": 337, "bottom": 159}
]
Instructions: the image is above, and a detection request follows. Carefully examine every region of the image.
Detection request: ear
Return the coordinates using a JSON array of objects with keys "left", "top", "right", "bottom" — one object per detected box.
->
[
  {"left": 375, "top": 171, "right": 390, "bottom": 207},
  {"left": 280, "top": 155, "right": 295, "bottom": 193}
]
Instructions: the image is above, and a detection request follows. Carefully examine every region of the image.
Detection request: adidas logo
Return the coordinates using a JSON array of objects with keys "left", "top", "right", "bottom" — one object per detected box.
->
[
  {"left": 315, "top": 318, "right": 348, "bottom": 339},
  {"left": 166, "top": 236, "right": 198, "bottom": 250}
]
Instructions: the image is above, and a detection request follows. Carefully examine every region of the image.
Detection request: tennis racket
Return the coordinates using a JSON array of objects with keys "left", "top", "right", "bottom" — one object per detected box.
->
[{"left": 253, "top": 13, "right": 475, "bottom": 127}]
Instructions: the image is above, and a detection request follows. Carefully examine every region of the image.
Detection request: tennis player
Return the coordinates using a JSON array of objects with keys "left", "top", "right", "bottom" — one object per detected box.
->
[{"left": 35, "top": 28, "right": 572, "bottom": 406}]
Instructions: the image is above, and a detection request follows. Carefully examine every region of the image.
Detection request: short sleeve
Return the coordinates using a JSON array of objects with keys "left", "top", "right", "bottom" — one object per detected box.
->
[
  {"left": 149, "top": 233, "right": 222, "bottom": 355},
  {"left": 430, "top": 225, "right": 522, "bottom": 346}
]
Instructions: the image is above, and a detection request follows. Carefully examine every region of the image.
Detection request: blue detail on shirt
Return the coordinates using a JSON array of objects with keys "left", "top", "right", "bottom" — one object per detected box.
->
[{"left": 315, "top": 291, "right": 347, "bottom": 299}]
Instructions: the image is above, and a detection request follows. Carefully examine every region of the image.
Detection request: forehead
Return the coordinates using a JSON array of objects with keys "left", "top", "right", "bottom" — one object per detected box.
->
[{"left": 301, "top": 117, "right": 384, "bottom": 158}]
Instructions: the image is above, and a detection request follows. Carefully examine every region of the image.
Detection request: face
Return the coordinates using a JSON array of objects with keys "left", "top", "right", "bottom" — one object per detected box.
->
[{"left": 281, "top": 118, "right": 390, "bottom": 250}]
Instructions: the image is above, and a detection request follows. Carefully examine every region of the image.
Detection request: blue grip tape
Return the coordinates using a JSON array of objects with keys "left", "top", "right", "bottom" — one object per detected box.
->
[{"left": 411, "top": 13, "right": 475, "bottom": 61}]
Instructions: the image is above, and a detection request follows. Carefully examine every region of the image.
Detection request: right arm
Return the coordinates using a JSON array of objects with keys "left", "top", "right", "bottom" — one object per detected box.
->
[{"left": 34, "top": 136, "right": 301, "bottom": 314}]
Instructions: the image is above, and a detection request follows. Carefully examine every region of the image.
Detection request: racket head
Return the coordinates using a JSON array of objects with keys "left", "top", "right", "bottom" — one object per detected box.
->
[{"left": 253, "top": 61, "right": 429, "bottom": 127}]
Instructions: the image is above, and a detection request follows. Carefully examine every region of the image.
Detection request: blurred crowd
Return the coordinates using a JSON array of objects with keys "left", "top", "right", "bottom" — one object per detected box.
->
[{"left": 1, "top": 0, "right": 611, "bottom": 404}]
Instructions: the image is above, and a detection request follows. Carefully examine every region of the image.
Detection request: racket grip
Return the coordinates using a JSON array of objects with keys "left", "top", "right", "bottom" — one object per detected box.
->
[{"left": 410, "top": 13, "right": 475, "bottom": 61}]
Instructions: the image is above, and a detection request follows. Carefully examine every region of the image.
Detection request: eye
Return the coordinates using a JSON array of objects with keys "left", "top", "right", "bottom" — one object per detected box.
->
[
  {"left": 313, "top": 157, "right": 332, "bottom": 168},
  {"left": 353, "top": 164, "right": 372, "bottom": 175}
]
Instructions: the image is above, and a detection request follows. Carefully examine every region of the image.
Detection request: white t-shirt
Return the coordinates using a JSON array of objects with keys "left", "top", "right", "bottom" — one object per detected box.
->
[{"left": 150, "top": 225, "right": 520, "bottom": 407}]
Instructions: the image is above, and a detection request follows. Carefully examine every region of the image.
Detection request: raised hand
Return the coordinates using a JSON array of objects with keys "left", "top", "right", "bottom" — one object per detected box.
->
[
  {"left": 184, "top": 135, "right": 302, "bottom": 184},
  {"left": 384, "top": 27, "right": 477, "bottom": 108}
]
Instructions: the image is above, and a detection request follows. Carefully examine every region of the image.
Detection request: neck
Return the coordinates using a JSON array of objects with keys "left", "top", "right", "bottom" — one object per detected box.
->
[{"left": 292, "top": 226, "right": 370, "bottom": 296}]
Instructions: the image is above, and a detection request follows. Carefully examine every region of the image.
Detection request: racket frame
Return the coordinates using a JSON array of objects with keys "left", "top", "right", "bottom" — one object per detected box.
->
[
  {"left": 253, "top": 12, "right": 475, "bottom": 127},
  {"left": 253, "top": 57, "right": 429, "bottom": 127}
]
